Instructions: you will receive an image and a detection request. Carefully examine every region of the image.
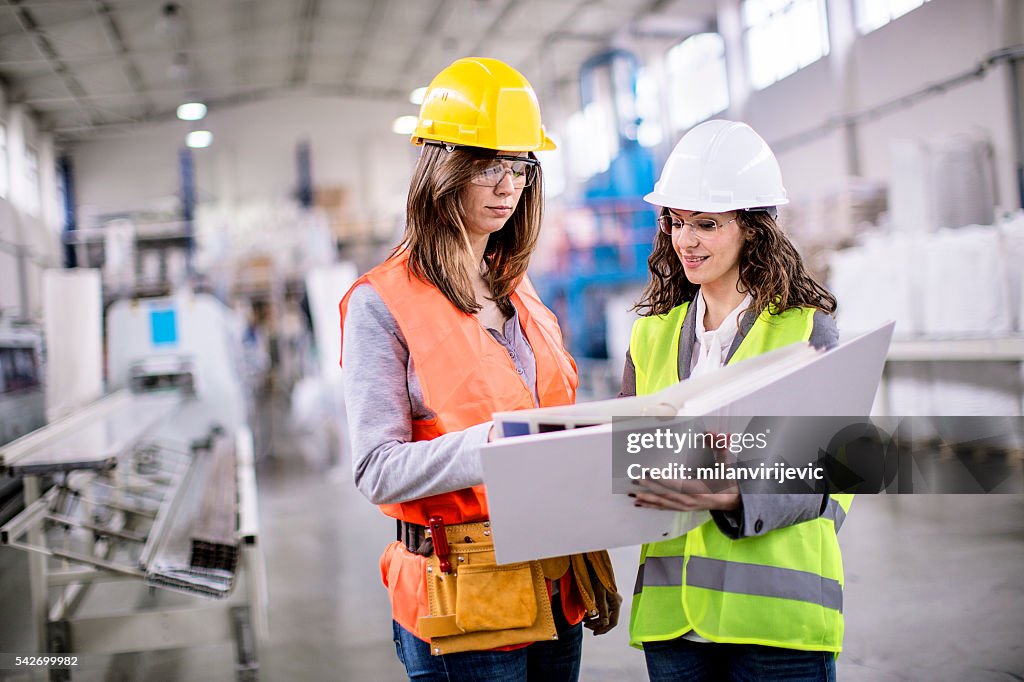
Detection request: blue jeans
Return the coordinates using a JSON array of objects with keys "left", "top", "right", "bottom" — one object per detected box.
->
[
  {"left": 392, "top": 598, "right": 583, "bottom": 681},
  {"left": 643, "top": 637, "right": 836, "bottom": 682}
]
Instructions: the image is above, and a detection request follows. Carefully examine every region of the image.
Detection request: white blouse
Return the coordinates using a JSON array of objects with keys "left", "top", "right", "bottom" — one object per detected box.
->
[{"left": 688, "top": 290, "right": 753, "bottom": 378}]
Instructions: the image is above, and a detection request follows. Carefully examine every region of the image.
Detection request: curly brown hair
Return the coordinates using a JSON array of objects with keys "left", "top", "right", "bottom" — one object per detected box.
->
[
  {"left": 635, "top": 208, "right": 837, "bottom": 318},
  {"left": 396, "top": 144, "right": 543, "bottom": 318}
]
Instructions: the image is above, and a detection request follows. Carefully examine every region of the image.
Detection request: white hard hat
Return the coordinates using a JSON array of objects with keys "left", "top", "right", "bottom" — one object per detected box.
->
[{"left": 644, "top": 119, "right": 788, "bottom": 213}]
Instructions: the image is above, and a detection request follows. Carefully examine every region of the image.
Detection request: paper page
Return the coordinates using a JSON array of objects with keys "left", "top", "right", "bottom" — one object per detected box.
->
[
  {"left": 481, "top": 424, "right": 709, "bottom": 564},
  {"left": 683, "top": 323, "right": 895, "bottom": 417},
  {"left": 494, "top": 341, "right": 815, "bottom": 436}
]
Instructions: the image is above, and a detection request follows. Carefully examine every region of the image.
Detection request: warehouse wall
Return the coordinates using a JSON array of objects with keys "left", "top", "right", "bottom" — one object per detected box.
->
[
  {"left": 740, "top": 0, "right": 1019, "bottom": 211},
  {"left": 853, "top": 0, "right": 1016, "bottom": 210},
  {"left": 742, "top": 56, "right": 849, "bottom": 198},
  {"left": 540, "top": 0, "right": 1019, "bottom": 214},
  {"left": 70, "top": 95, "right": 419, "bottom": 229}
]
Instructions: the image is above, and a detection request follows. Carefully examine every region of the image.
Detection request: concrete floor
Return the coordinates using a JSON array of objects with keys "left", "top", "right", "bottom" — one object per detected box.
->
[
  {"left": 2, "top": 418, "right": 1023, "bottom": 681},
  {"left": 245, "top": 458, "right": 1024, "bottom": 682}
]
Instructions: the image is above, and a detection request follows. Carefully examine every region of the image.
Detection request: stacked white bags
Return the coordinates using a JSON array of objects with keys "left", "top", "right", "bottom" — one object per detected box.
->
[
  {"left": 1000, "top": 211, "right": 1024, "bottom": 332},
  {"left": 835, "top": 130, "right": 1019, "bottom": 422},
  {"left": 831, "top": 214, "right": 1023, "bottom": 419},
  {"left": 919, "top": 226, "right": 1013, "bottom": 337},
  {"left": 828, "top": 232, "right": 920, "bottom": 337},
  {"left": 889, "top": 133, "right": 996, "bottom": 234}
]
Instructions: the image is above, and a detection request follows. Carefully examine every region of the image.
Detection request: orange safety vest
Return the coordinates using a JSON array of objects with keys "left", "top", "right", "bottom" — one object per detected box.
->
[{"left": 338, "top": 250, "right": 586, "bottom": 640}]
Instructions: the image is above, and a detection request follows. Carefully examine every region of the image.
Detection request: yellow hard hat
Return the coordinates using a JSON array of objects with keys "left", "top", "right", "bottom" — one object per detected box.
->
[{"left": 411, "top": 57, "right": 556, "bottom": 152}]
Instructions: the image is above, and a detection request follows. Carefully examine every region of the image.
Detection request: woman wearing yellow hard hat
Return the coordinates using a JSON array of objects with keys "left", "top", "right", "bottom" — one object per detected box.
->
[{"left": 339, "top": 57, "right": 620, "bottom": 681}]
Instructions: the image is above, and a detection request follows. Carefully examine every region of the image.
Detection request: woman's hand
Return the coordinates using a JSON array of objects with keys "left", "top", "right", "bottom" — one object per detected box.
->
[{"left": 631, "top": 477, "right": 741, "bottom": 512}]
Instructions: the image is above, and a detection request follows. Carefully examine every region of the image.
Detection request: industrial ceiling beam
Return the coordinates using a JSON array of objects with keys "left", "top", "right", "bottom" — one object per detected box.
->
[
  {"left": 0, "top": 44, "right": 364, "bottom": 71},
  {"left": 6, "top": 0, "right": 98, "bottom": 127},
  {"left": 466, "top": 0, "right": 521, "bottom": 59},
  {"left": 25, "top": 79, "right": 401, "bottom": 106},
  {"left": 0, "top": 18, "right": 422, "bottom": 62},
  {"left": 51, "top": 82, "right": 406, "bottom": 140},
  {"left": 91, "top": 0, "right": 154, "bottom": 116},
  {"left": 534, "top": 0, "right": 691, "bottom": 88},
  {"left": 232, "top": 0, "right": 258, "bottom": 89},
  {"left": 527, "top": 0, "right": 603, "bottom": 97},
  {"left": 393, "top": 0, "right": 451, "bottom": 92},
  {"left": 288, "top": 0, "right": 320, "bottom": 87},
  {"left": 341, "top": 0, "right": 390, "bottom": 89},
  {"left": 160, "top": 1, "right": 202, "bottom": 99}
]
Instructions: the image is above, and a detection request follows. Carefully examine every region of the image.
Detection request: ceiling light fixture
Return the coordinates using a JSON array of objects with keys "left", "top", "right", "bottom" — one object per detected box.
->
[
  {"left": 186, "top": 130, "right": 213, "bottom": 148},
  {"left": 391, "top": 116, "right": 419, "bottom": 135},
  {"left": 177, "top": 102, "right": 207, "bottom": 121},
  {"left": 409, "top": 87, "right": 428, "bottom": 105}
]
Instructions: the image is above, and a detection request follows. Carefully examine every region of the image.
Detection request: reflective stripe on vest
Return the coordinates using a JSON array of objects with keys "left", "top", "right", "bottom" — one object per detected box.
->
[
  {"left": 628, "top": 301, "right": 850, "bottom": 653},
  {"left": 824, "top": 496, "right": 849, "bottom": 533},
  {"left": 637, "top": 556, "right": 843, "bottom": 612}
]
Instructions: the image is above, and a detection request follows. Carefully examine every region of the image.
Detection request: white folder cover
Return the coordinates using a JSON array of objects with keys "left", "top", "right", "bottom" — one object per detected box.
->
[{"left": 480, "top": 322, "right": 895, "bottom": 564}]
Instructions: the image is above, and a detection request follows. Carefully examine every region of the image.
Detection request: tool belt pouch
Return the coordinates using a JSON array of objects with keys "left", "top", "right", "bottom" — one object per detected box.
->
[
  {"left": 417, "top": 524, "right": 556, "bottom": 656},
  {"left": 570, "top": 550, "right": 618, "bottom": 617}
]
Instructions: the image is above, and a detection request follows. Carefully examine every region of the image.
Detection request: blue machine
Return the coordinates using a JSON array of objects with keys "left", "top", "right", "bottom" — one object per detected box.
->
[{"left": 534, "top": 50, "right": 658, "bottom": 361}]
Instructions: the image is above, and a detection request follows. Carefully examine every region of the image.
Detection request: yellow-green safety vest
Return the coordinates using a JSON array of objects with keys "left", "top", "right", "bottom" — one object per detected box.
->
[{"left": 628, "top": 301, "right": 853, "bottom": 653}]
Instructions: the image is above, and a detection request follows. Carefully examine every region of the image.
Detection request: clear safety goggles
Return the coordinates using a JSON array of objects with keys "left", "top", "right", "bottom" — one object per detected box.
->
[
  {"left": 425, "top": 141, "right": 540, "bottom": 188},
  {"left": 658, "top": 213, "right": 739, "bottom": 239},
  {"left": 471, "top": 156, "right": 539, "bottom": 189}
]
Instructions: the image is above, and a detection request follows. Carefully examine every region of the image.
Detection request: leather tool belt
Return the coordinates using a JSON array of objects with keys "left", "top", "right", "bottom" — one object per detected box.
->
[
  {"left": 398, "top": 517, "right": 618, "bottom": 656},
  {"left": 403, "top": 517, "right": 556, "bottom": 655}
]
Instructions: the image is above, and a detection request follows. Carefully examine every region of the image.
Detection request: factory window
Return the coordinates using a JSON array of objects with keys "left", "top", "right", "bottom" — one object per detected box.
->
[
  {"left": 536, "top": 133, "right": 567, "bottom": 198},
  {"left": 744, "top": 0, "right": 830, "bottom": 91},
  {"left": 665, "top": 33, "right": 729, "bottom": 132},
  {"left": 566, "top": 103, "right": 616, "bottom": 181},
  {"left": 24, "top": 145, "right": 40, "bottom": 216},
  {"left": 0, "top": 123, "right": 8, "bottom": 198},
  {"left": 635, "top": 67, "right": 664, "bottom": 148},
  {"left": 855, "top": 0, "right": 930, "bottom": 34}
]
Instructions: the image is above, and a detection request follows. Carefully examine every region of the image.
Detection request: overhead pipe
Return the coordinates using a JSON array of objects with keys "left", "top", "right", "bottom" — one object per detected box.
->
[{"left": 1005, "top": 48, "right": 1024, "bottom": 209}]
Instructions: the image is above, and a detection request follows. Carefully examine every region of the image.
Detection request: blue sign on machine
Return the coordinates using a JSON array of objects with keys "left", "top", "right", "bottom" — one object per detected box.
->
[{"left": 150, "top": 309, "right": 178, "bottom": 346}]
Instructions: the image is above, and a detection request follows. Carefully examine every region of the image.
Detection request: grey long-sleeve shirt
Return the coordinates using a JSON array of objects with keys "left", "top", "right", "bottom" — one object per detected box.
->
[
  {"left": 342, "top": 283, "right": 539, "bottom": 505},
  {"left": 619, "top": 304, "right": 840, "bottom": 539}
]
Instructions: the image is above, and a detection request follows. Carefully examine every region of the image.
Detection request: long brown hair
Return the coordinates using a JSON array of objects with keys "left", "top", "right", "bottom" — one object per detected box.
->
[
  {"left": 635, "top": 208, "right": 837, "bottom": 317},
  {"left": 398, "top": 144, "right": 543, "bottom": 317}
]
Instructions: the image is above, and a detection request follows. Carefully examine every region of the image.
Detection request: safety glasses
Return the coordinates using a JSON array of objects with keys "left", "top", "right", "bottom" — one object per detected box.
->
[
  {"left": 425, "top": 141, "right": 540, "bottom": 188},
  {"left": 658, "top": 214, "right": 739, "bottom": 239},
  {"left": 471, "top": 156, "right": 539, "bottom": 188}
]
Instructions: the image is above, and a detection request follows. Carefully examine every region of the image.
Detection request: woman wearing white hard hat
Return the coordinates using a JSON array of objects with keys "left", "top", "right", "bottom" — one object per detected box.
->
[{"left": 619, "top": 120, "right": 849, "bottom": 681}]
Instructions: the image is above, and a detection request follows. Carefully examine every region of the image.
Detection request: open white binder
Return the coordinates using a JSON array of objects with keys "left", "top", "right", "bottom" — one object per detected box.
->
[{"left": 480, "top": 322, "right": 895, "bottom": 564}]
